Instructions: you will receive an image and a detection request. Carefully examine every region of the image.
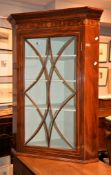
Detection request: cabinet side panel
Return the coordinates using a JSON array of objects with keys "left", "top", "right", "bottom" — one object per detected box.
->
[{"left": 82, "top": 19, "right": 99, "bottom": 160}]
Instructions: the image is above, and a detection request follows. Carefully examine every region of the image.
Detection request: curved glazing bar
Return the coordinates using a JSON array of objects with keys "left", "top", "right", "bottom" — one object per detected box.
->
[{"left": 24, "top": 36, "right": 77, "bottom": 149}]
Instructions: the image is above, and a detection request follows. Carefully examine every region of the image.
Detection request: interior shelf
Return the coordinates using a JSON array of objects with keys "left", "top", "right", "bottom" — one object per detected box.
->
[
  {"left": 25, "top": 104, "right": 76, "bottom": 112},
  {"left": 25, "top": 79, "right": 76, "bottom": 83},
  {"left": 25, "top": 55, "right": 76, "bottom": 60}
]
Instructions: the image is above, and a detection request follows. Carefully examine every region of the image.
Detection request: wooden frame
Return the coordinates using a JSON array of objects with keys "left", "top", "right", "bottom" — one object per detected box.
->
[
  {"left": 99, "top": 67, "right": 108, "bottom": 86},
  {"left": 0, "top": 76, "right": 12, "bottom": 83},
  {"left": 99, "top": 42, "right": 108, "bottom": 63},
  {"left": 0, "top": 83, "right": 12, "bottom": 104},
  {"left": 0, "top": 27, "right": 12, "bottom": 106},
  {"left": 108, "top": 69, "right": 111, "bottom": 93},
  {"left": 0, "top": 50, "right": 12, "bottom": 76},
  {"left": 0, "top": 27, "right": 12, "bottom": 50}
]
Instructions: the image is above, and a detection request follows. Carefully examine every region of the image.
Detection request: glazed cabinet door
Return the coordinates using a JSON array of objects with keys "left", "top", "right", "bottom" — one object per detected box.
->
[{"left": 24, "top": 36, "right": 79, "bottom": 150}]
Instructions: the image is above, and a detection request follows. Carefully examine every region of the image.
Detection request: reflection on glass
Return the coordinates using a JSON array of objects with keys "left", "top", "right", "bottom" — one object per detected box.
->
[{"left": 24, "top": 36, "right": 77, "bottom": 149}]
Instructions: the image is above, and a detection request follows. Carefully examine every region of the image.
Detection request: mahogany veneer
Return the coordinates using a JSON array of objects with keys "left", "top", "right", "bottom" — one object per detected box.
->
[{"left": 0, "top": 115, "right": 12, "bottom": 157}]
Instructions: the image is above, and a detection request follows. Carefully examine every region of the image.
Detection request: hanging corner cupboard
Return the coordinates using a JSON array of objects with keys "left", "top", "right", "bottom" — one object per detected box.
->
[{"left": 8, "top": 6, "right": 103, "bottom": 163}]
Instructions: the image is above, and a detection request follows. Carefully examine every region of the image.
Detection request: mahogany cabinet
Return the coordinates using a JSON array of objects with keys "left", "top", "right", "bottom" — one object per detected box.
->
[
  {"left": 105, "top": 117, "right": 111, "bottom": 165},
  {"left": 99, "top": 99, "right": 111, "bottom": 117},
  {"left": 0, "top": 111, "right": 12, "bottom": 157},
  {"left": 98, "top": 116, "right": 106, "bottom": 152},
  {"left": 8, "top": 7, "right": 103, "bottom": 163},
  {"left": 98, "top": 99, "right": 111, "bottom": 151}
]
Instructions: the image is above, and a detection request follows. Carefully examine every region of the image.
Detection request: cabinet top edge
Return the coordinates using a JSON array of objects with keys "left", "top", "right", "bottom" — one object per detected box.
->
[{"left": 8, "top": 6, "right": 103, "bottom": 25}]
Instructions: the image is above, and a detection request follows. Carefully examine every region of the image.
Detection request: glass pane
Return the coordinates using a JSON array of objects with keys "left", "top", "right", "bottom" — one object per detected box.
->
[{"left": 24, "top": 36, "right": 77, "bottom": 150}]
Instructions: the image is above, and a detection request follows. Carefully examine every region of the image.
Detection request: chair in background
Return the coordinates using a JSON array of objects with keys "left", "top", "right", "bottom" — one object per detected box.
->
[{"left": 105, "top": 116, "right": 111, "bottom": 165}]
